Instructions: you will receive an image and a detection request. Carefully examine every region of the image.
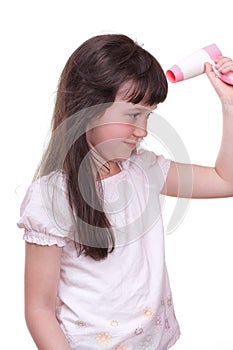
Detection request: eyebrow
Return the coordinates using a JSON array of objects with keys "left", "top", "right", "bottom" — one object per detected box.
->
[{"left": 127, "top": 106, "right": 157, "bottom": 113}]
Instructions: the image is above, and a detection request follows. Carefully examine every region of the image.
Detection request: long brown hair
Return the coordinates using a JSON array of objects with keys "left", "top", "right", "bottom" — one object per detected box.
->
[{"left": 34, "top": 34, "right": 168, "bottom": 260}]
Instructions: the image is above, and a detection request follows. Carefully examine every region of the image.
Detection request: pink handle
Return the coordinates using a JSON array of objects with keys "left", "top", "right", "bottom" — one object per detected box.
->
[{"left": 219, "top": 71, "right": 233, "bottom": 86}]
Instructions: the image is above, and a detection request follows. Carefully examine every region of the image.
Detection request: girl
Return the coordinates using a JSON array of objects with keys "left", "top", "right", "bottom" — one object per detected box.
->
[{"left": 17, "top": 34, "right": 233, "bottom": 350}]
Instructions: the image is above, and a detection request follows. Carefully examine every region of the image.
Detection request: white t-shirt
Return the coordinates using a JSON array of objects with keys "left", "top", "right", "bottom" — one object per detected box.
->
[{"left": 17, "top": 149, "right": 180, "bottom": 350}]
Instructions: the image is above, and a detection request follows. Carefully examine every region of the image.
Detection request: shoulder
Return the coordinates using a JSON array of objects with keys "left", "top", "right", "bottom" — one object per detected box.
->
[
  {"left": 123, "top": 148, "right": 171, "bottom": 175},
  {"left": 120, "top": 149, "right": 171, "bottom": 192},
  {"left": 19, "top": 171, "right": 68, "bottom": 220},
  {"left": 17, "top": 171, "right": 75, "bottom": 242}
]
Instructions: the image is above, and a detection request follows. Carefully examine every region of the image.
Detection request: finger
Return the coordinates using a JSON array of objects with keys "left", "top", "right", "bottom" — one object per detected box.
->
[
  {"left": 214, "top": 55, "right": 224, "bottom": 63},
  {"left": 215, "top": 56, "right": 231, "bottom": 64},
  {"left": 205, "top": 62, "right": 223, "bottom": 88},
  {"left": 215, "top": 57, "right": 233, "bottom": 70},
  {"left": 217, "top": 61, "right": 233, "bottom": 73}
]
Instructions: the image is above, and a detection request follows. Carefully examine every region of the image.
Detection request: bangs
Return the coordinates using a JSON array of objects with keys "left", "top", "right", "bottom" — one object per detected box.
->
[
  {"left": 116, "top": 43, "right": 168, "bottom": 106},
  {"left": 122, "top": 73, "right": 168, "bottom": 106}
]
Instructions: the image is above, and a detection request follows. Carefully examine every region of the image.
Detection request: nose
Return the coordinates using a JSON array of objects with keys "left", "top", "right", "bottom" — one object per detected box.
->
[{"left": 133, "top": 120, "right": 148, "bottom": 139}]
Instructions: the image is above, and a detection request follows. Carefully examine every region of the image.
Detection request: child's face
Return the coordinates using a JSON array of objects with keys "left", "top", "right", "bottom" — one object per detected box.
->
[{"left": 86, "top": 84, "right": 157, "bottom": 163}]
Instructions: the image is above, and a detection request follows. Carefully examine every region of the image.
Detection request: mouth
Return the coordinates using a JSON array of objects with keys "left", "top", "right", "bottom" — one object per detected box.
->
[{"left": 123, "top": 140, "right": 138, "bottom": 149}]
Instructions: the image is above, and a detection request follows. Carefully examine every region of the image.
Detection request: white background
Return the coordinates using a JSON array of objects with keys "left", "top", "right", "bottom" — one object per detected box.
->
[{"left": 1, "top": 0, "right": 233, "bottom": 349}]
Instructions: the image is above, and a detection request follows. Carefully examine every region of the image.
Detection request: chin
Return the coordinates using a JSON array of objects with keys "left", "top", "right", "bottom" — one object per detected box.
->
[{"left": 114, "top": 150, "right": 137, "bottom": 161}]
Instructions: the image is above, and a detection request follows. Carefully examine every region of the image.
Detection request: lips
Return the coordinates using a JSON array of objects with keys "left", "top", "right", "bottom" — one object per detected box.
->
[{"left": 123, "top": 140, "right": 138, "bottom": 149}]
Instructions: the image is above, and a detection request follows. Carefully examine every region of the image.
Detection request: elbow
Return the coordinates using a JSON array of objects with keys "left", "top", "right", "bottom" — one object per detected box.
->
[
  {"left": 24, "top": 304, "right": 56, "bottom": 333},
  {"left": 25, "top": 304, "right": 33, "bottom": 330},
  {"left": 24, "top": 305, "right": 39, "bottom": 334},
  {"left": 214, "top": 168, "right": 233, "bottom": 197}
]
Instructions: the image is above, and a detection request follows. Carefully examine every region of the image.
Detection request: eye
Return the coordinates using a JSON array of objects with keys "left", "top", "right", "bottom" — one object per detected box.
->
[{"left": 128, "top": 113, "right": 140, "bottom": 119}]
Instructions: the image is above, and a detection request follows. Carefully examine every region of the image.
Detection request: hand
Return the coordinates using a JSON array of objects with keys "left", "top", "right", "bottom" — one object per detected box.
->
[{"left": 205, "top": 56, "right": 233, "bottom": 107}]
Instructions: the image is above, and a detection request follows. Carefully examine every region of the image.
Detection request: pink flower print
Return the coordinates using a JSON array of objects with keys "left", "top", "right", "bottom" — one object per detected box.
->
[
  {"left": 135, "top": 327, "right": 144, "bottom": 335},
  {"left": 96, "top": 332, "right": 112, "bottom": 345},
  {"left": 154, "top": 316, "right": 162, "bottom": 327},
  {"left": 110, "top": 320, "right": 119, "bottom": 327},
  {"left": 165, "top": 319, "right": 170, "bottom": 330},
  {"left": 113, "top": 343, "right": 128, "bottom": 350},
  {"left": 167, "top": 295, "right": 172, "bottom": 307},
  {"left": 161, "top": 298, "right": 165, "bottom": 306},
  {"left": 143, "top": 307, "right": 154, "bottom": 318}
]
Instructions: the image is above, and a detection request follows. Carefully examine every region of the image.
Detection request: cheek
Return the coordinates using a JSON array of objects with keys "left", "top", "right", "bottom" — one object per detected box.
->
[{"left": 88, "top": 124, "right": 134, "bottom": 146}]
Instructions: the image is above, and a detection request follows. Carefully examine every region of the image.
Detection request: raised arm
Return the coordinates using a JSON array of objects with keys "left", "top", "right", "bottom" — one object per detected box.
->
[
  {"left": 162, "top": 56, "right": 233, "bottom": 199},
  {"left": 25, "top": 243, "right": 71, "bottom": 350}
]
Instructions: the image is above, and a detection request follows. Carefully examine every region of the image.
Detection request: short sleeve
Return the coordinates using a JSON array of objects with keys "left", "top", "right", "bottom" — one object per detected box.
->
[
  {"left": 156, "top": 153, "right": 171, "bottom": 180},
  {"left": 17, "top": 172, "right": 75, "bottom": 247},
  {"left": 125, "top": 149, "right": 171, "bottom": 192},
  {"left": 145, "top": 151, "right": 171, "bottom": 192}
]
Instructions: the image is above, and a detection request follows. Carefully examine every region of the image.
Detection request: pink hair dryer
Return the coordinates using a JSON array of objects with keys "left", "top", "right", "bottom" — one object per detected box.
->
[{"left": 166, "top": 44, "right": 233, "bottom": 85}]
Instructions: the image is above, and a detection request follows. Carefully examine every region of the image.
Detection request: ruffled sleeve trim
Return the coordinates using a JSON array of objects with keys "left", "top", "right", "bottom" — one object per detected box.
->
[{"left": 23, "top": 230, "right": 68, "bottom": 248}]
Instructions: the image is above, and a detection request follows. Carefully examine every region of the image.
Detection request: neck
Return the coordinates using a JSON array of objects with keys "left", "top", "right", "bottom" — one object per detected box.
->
[
  {"left": 99, "top": 161, "right": 121, "bottom": 179},
  {"left": 90, "top": 149, "right": 121, "bottom": 180}
]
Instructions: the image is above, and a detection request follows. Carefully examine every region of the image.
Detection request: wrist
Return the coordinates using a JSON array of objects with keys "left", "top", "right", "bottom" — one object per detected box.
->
[{"left": 222, "top": 102, "right": 233, "bottom": 114}]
